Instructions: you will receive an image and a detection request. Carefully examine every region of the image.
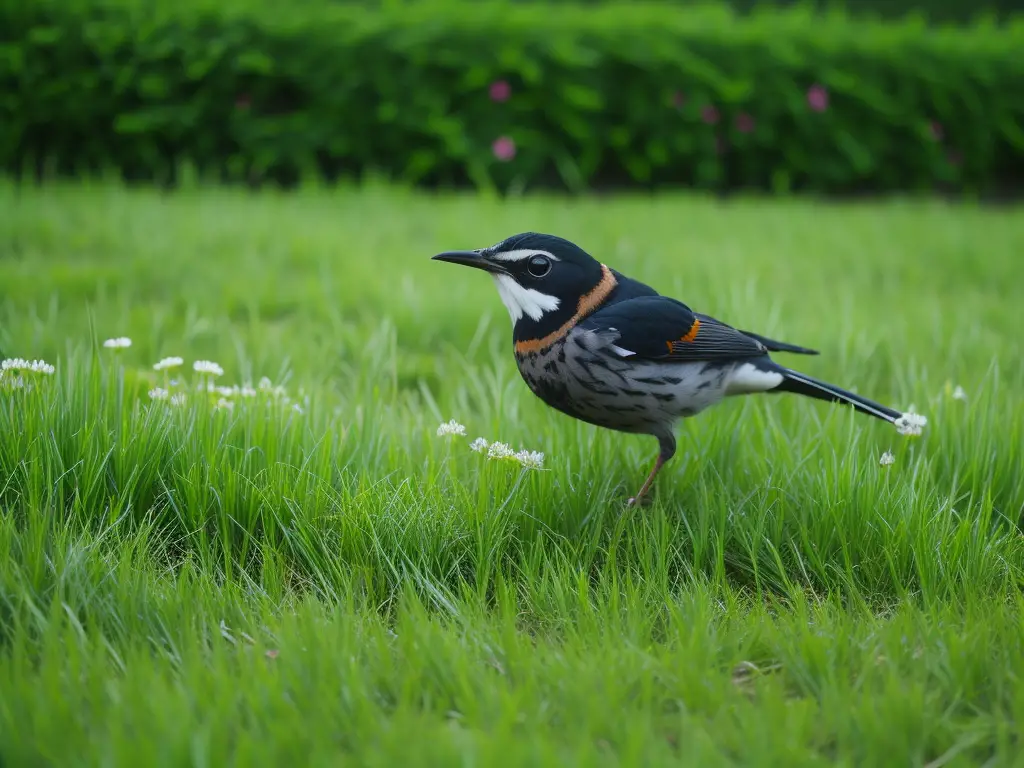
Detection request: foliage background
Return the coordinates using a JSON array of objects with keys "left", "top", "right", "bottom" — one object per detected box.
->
[{"left": 3, "top": 0, "right": 1023, "bottom": 195}]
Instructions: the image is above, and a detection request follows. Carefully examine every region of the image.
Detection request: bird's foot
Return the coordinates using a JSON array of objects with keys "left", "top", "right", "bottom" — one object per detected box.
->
[{"left": 626, "top": 493, "right": 654, "bottom": 509}]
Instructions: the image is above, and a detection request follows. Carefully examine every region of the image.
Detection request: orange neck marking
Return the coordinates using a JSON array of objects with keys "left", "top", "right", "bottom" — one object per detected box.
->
[{"left": 514, "top": 264, "right": 618, "bottom": 355}]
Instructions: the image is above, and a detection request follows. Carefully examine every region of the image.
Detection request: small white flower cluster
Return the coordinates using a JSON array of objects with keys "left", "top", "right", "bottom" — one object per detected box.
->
[
  {"left": 147, "top": 387, "right": 187, "bottom": 406},
  {"left": 103, "top": 337, "right": 132, "bottom": 349},
  {"left": 894, "top": 412, "right": 928, "bottom": 436},
  {"left": 145, "top": 354, "right": 299, "bottom": 413},
  {"left": 153, "top": 356, "right": 184, "bottom": 372},
  {"left": 436, "top": 419, "right": 467, "bottom": 437},
  {"left": 1, "top": 357, "right": 55, "bottom": 375},
  {"left": 951, "top": 385, "right": 967, "bottom": 401},
  {"left": 879, "top": 450, "right": 895, "bottom": 467},
  {"left": 193, "top": 360, "right": 224, "bottom": 377},
  {"left": 435, "top": 424, "right": 545, "bottom": 470},
  {"left": 1, "top": 357, "right": 55, "bottom": 391},
  {"left": 208, "top": 384, "right": 258, "bottom": 399}
]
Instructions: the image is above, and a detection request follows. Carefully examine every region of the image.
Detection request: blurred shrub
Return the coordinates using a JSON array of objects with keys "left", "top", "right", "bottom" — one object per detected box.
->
[
  {"left": 338, "top": 0, "right": 1022, "bottom": 25},
  {"left": 2, "top": 0, "right": 1023, "bottom": 195}
]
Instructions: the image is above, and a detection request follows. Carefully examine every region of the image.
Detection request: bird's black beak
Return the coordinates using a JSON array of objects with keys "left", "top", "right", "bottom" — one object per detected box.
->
[{"left": 431, "top": 250, "right": 506, "bottom": 275}]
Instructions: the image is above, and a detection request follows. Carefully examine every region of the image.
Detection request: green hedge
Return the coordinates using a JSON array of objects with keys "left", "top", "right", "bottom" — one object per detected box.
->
[
  {"left": 3, "top": 0, "right": 1024, "bottom": 195},
  {"left": 492, "top": 0, "right": 1023, "bottom": 24},
  {"left": 351, "top": 0, "right": 1023, "bottom": 25}
]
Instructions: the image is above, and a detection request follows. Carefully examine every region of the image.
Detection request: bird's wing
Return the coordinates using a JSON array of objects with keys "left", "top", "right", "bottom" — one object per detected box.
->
[
  {"left": 726, "top": 324, "right": 819, "bottom": 356},
  {"left": 578, "top": 296, "right": 768, "bottom": 363}
]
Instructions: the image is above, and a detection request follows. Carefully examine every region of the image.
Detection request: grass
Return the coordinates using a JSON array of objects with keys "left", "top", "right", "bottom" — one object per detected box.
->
[{"left": 1, "top": 177, "right": 1023, "bottom": 765}]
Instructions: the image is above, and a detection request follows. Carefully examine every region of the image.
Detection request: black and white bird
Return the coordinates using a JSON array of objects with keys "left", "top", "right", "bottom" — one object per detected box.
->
[{"left": 432, "top": 232, "right": 926, "bottom": 506}]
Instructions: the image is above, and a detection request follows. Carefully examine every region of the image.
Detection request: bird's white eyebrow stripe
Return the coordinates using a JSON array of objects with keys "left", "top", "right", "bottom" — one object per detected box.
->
[{"left": 489, "top": 248, "right": 559, "bottom": 263}]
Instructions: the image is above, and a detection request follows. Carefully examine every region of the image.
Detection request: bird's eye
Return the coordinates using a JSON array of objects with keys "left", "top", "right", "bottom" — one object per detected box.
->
[{"left": 527, "top": 255, "right": 551, "bottom": 278}]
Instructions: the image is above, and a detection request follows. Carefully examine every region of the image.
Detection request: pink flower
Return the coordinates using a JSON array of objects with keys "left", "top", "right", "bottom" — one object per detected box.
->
[
  {"left": 492, "top": 136, "right": 516, "bottom": 162},
  {"left": 807, "top": 84, "right": 829, "bottom": 113},
  {"left": 929, "top": 121, "right": 943, "bottom": 141},
  {"left": 735, "top": 113, "right": 755, "bottom": 134},
  {"left": 701, "top": 105, "right": 720, "bottom": 125},
  {"left": 489, "top": 80, "right": 511, "bottom": 103}
]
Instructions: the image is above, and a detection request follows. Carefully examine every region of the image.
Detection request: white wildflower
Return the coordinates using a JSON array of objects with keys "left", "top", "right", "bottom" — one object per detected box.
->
[
  {"left": 215, "top": 385, "right": 240, "bottom": 398},
  {"left": 240, "top": 385, "right": 257, "bottom": 398},
  {"left": 436, "top": 419, "right": 467, "bottom": 437},
  {"left": 1, "top": 358, "right": 55, "bottom": 375},
  {"left": 149, "top": 387, "right": 170, "bottom": 401},
  {"left": 487, "top": 441, "right": 515, "bottom": 460},
  {"left": 952, "top": 385, "right": 966, "bottom": 401},
  {"left": 894, "top": 412, "right": 928, "bottom": 436},
  {"left": 292, "top": 403, "right": 304, "bottom": 414},
  {"left": 103, "top": 337, "right": 132, "bottom": 349},
  {"left": 193, "top": 360, "right": 224, "bottom": 377},
  {"left": 514, "top": 450, "right": 545, "bottom": 469},
  {"left": 257, "top": 376, "right": 288, "bottom": 398},
  {"left": 170, "top": 393, "right": 187, "bottom": 406},
  {"left": 153, "top": 356, "right": 184, "bottom": 371},
  {"left": 215, "top": 398, "right": 234, "bottom": 411},
  {"left": 469, "top": 437, "right": 489, "bottom": 453},
  {"left": 879, "top": 450, "right": 895, "bottom": 467}
]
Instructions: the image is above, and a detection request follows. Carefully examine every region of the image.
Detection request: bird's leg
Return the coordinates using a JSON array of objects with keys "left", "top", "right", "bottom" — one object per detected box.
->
[{"left": 627, "top": 434, "right": 677, "bottom": 508}]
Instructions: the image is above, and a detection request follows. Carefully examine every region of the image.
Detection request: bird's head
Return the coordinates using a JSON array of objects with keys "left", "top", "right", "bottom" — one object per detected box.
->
[{"left": 432, "top": 232, "right": 618, "bottom": 348}]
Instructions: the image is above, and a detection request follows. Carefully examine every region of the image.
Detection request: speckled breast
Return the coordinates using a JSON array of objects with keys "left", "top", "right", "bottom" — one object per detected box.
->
[{"left": 513, "top": 328, "right": 736, "bottom": 436}]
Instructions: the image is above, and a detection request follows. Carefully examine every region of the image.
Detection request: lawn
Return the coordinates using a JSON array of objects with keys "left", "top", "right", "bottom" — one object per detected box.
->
[{"left": 1, "top": 178, "right": 1023, "bottom": 766}]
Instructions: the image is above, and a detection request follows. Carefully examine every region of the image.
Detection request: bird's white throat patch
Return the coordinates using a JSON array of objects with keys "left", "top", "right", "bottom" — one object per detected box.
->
[{"left": 492, "top": 274, "right": 561, "bottom": 323}]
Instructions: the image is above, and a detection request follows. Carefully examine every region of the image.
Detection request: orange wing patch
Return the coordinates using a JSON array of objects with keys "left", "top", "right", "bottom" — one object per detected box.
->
[
  {"left": 679, "top": 318, "right": 701, "bottom": 343},
  {"left": 666, "top": 318, "right": 700, "bottom": 353}
]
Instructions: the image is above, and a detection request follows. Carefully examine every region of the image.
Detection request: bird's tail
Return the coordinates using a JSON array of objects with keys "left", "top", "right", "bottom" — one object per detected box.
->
[{"left": 773, "top": 366, "right": 926, "bottom": 434}]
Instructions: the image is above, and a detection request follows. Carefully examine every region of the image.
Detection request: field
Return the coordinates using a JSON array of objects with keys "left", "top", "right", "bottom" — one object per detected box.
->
[{"left": 1, "top": 178, "right": 1023, "bottom": 765}]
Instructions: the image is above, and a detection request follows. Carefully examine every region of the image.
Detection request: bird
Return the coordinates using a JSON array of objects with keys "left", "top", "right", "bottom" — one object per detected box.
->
[{"left": 432, "top": 232, "right": 927, "bottom": 506}]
